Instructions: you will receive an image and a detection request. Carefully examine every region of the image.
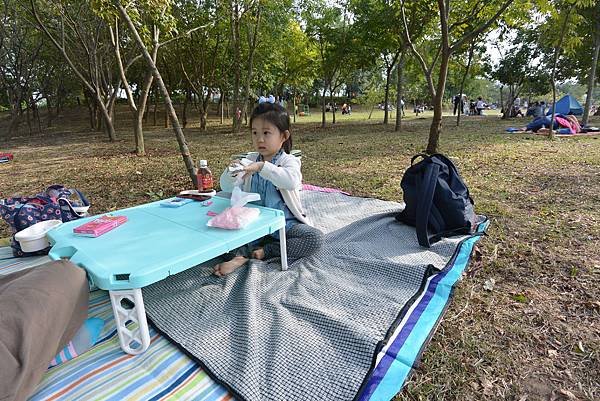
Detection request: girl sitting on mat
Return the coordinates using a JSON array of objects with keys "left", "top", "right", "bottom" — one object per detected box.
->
[{"left": 213, "top": 97, "right": 324, "bottom": 276}]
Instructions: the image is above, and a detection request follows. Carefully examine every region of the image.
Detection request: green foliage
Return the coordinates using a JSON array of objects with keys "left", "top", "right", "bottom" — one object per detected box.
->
[{"left": 5, "top": 0, "right": 598, "bottom": 137}]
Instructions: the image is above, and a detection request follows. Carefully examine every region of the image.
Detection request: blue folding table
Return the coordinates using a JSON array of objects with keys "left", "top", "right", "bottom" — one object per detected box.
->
[{"left": 48, "top": 196, "right": 286, "bottom": 354}]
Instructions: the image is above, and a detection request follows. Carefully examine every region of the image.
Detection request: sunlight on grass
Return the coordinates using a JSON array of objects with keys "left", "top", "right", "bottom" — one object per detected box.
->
[{"left": 0, "top": 111, "right": 599, "bottom": 401}]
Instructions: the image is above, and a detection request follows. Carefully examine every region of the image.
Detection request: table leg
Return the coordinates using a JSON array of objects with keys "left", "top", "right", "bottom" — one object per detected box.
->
[
  {"left": 109, "top": 289, "right": 151, "bottom": 355},
  {"left": 279, "top": 226, "right": 288, "bottom": 271}
]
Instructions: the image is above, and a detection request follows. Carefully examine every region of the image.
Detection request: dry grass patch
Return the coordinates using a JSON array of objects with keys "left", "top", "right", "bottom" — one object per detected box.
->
[{"left": 1, "top": 108, "right": 599, "bottom": 401}]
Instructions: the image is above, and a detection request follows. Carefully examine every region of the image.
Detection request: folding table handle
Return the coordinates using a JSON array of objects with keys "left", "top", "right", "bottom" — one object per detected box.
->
[
  {"left": 48, "top": 245, "right": 78, "bottom": 261},
  {"left": 49, "top": 245, "right": 97, "bottom": 289}
]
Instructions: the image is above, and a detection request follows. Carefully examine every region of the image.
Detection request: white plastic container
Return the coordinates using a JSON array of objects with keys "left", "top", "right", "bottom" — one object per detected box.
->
[{"left": 14, "top": 220, "right": 63, "bottom": 252}]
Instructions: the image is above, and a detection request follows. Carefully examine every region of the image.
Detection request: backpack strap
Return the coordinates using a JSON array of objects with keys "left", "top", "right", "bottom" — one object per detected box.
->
[
  {"left": 410, "top": 153, "right": 429, "bottom": 165},
  {"left": 415, "top": 161, "right": 440, "bottom": 248}
]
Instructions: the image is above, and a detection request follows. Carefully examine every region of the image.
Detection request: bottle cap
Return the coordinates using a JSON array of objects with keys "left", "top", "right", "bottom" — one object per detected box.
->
[{"left": 199, "top": 160, "right": 207, "bottom": 167}]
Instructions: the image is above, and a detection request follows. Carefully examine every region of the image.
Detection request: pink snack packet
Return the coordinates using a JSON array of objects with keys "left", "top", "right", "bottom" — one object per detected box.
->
[{"left": 73, "top": 215, "right": 128, "bottom": 237}]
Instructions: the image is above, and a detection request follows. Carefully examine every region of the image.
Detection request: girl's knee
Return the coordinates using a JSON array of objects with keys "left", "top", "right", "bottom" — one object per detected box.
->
[{"left": 304, "top": 228, "right": 324, "bottom": 253}]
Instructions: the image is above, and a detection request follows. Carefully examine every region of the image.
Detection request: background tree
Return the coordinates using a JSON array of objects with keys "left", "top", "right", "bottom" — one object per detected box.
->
[
  {"left": 537, "top": 0, "right": 595, "bottom": 137},
  {"left": 114, "top": 0, "right": 196, "bottom": 184},
  {"left": 489, "top": 30, "right": 546, "bottom": 119},
  {"left": 267, "top": 20, "right": 318, "bottom": 122},
  {"left": 578, "top": 2, "right": 600, "bottom": 125},
  {"left": 303, "top": 0, "right": 351, "bottom": 127},
  {"left": 1, "top": 0, "right": 45, "bottom": 134},
  {"left": 32, "top": 0, "right": 121, "bottom": 141},
  {"left": 400, "top": 0, "right": 516, "bottom": 153}
]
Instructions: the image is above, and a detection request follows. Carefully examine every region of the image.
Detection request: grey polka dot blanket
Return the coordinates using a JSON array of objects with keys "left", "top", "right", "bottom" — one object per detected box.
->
[{"left": 143, "top": 191, "right": 488, "bottom": 401}]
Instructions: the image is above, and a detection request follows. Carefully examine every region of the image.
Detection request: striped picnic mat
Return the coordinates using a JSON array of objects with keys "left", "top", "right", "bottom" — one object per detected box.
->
[
  {"left": 0, "top": 248, "right": 233, "bottom": 401},
  {"left": 0, "top": 246, "right": 50, "bottom": 275}
]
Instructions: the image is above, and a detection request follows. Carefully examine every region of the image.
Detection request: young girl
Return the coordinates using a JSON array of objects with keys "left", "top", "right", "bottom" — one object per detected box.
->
[{"left": 213, "top": 101, "right": 324, "bottom": 276}]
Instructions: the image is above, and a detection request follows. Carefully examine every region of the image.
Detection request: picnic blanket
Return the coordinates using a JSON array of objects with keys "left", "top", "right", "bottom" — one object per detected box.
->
[
  {"left": 0, "top": 189, "right": 486, "bottom": 401},
  {"left": 143, "top": 191, "right": 488, "bottom": 401},
  {"left": 0, "top": 253, "right": 232, "bottom": 401}
]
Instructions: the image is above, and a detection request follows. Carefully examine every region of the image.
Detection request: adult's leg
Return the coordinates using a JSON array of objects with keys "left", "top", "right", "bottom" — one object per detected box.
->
[
  {"left": 263, "top": 224, "right": 324, "bottom": 261},
  {"left": 0, "top": 260, "right": 88, "bottom": 401},
  {"left": 526, "top": 116, "right": 549, "bottom": 132}
]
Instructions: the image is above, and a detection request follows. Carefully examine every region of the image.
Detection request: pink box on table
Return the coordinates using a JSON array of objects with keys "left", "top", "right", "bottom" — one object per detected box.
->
[{"left": 73, "top": 215, "right": 128, "bottom": 237}]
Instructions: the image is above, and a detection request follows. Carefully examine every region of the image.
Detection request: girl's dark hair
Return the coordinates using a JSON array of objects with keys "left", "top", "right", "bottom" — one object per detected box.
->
[{"left": 250, "top": 102, "right": 292, "bottom": 153}]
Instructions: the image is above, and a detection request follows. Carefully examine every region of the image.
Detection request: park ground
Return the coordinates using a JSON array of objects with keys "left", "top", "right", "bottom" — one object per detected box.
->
[{"left": 0, "top": 106, "right": 599, "bottom": 401}]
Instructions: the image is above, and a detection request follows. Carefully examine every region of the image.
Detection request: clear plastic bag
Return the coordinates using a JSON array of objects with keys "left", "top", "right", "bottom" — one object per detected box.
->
[
  {"left": 207, "top": 187, "right": 261, "bottom": 230},
  {"left": 206, "top": 206, "right": 260, "bottom": 229}
]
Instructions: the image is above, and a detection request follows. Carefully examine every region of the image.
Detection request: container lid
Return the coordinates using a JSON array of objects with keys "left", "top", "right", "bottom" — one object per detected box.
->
[{"left": 199, "top": 160, "right": 207, "bottom": 167}]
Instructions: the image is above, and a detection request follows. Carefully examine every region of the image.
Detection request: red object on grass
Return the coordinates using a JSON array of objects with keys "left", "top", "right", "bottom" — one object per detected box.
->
[{"left": 0, "top": 152, "right": 13, "bottom": 162}]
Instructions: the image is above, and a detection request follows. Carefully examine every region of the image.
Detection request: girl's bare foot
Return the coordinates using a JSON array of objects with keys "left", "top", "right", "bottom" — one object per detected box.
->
[
  {"left": 251, "top": 247, "right": 265, "bottom": 260},
  {"left": 213, "top": 256, "right": 248, "bottom": 277}
]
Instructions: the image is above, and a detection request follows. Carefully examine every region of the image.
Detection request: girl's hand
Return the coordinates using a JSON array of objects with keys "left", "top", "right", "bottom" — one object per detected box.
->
[
  {"left": 228, "top": 159, "right": 244, "bottom": 177},
  {"left": 243, "top": 161, "right": 264, "bottom": 178}
]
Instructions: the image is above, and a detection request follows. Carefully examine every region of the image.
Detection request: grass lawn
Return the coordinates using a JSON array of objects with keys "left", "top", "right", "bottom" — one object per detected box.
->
[{"left": 1, "top": 107, "right": 599, "bottom": 400}]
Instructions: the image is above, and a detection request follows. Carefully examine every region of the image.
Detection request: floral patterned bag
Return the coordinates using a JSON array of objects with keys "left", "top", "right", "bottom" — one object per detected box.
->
[{"left": 0, "top": 185, "right": 90, "bottom": 257}]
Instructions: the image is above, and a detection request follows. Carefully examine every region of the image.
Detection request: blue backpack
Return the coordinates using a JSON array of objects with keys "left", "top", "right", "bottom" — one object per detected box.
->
[
  {"left": 396, "top": 154, "right": 478, "bottom": 247},
  {"left": 0, "top": 185, "right": 90, "bottom": 257}
]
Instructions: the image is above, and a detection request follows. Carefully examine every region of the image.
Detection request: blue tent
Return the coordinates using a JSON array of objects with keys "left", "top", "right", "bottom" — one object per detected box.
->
[{"left": 546, "top": 94, "right": 583, "bottom": 115}]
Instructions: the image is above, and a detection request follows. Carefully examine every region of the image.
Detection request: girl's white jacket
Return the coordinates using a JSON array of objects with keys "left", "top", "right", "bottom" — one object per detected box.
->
[{"left": 219, "top": 152, "right": 311, "bottom": 225}]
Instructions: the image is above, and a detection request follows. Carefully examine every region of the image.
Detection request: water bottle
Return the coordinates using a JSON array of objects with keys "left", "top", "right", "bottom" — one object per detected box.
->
[{"left": 197, "top": 160, "right": 213, "bottom": 192}]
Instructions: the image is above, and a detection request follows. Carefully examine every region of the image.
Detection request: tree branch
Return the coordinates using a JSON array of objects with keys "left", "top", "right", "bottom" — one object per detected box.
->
[
  {"left": 30, "top": 0, "right": 95, "bottom": 94},
  {"left": 450, "top": 0, "right": 515, "bottom": 52},
  {"left": 399, "top": 0, "right": 435, "bottom": 97},
  {"left": 159, "top": 22, "right": 214, "bottom": 48}
]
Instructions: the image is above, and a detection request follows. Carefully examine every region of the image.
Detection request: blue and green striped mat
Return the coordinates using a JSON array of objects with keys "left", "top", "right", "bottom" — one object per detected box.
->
[{"left": 0, "top": 246, "right": 232, "bottom": 401}]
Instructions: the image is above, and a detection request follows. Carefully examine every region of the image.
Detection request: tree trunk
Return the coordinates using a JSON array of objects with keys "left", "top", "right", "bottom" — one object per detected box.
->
[
  {"left": 182, "top": 88, "right": 189, "bottom": 128},
  {"left": 32, "top": 99, "right": 42, "bottom": 133},
  {"left": 395, "top": 53, "right": 405, "bottom": 131},
  {"left": 99, "top": 101, "right": 116, "bottom": 141},
  {"left": 135, "top": 71, "right": 154, "bottom": 155},
  {"left": 330, "top": 93, "right": 336, "bottom": 124},
  {"left": 46, "top": 96, "right": 53, "bottom": 127},
  {"left": 321, "top": 85, "right": 327, "bottom": 128},
  {"left": 384, "top": 68, "right": 392, "bottom": 125},
  {"left": 426, "top": 49, "right": 451, "bottom": 154},
  {"left": 230, "top": 1, "right": 242, "bottom": 132},
  {"left": 583, "top": 27, "right": 600, "bottom": 126},
  {"left": 241, "top": 5, "right": 261, "bottom": 132},
  {"left": 457, "top": 40, "right": 475, "bottom": 126},
  {"left": 219, "top": 89, "right": 224, "bottom": 124},
  {"left": 95, "top": 102, "right": 102, "bottom": 132},
  {"left": 153, "top": 87, "right": 158, "bottom": 126},
  {"left": 143, "top": 96, "right": 149, "bottom": 123},
  {"left": 201, "top": 93, "right": 210, "bottom": 130},
  {"left": 501, "top": 81, "right": 524, "bottom": 120},
  {"left": 117, "top": 2, "right": 196, "bottom": 186},
  {"left": 85, "top": 91, "right": 95, "bottom": 130},
  {"left": 111, "top": 21, "right": 153, "bottom": 155},
  {"left": 549, "top": 6, "right": 574, "bottom": 139},
  {"left": 292, "top": 94, "right": 296, "bottom": 123},
  {"left": 8, "top": 111, "right": 21, "bottom": 135},
  {"left": 26, "top": 102, "right": 32, "bottom": 135},
  {"left": 56, "top": 81, "right": 63, "bottom": 116},
  {"left": 499, "top": 86, "right": 503, "bottom": 115}
]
